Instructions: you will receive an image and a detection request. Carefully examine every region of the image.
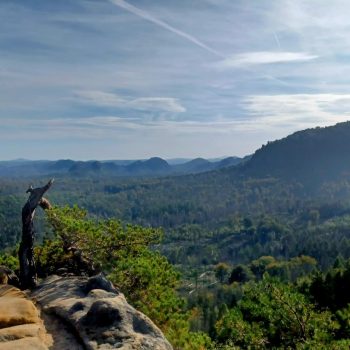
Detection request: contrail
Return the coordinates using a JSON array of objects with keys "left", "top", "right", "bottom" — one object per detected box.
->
[
  {"left": 109, "top": 0, "right": 289, "bottom": 86},
  {"left": 273, "top": 32, "right": 281, "bottom": 49},
  {"left": 109, "top": 0, "right": 224, "bottom": 58}
]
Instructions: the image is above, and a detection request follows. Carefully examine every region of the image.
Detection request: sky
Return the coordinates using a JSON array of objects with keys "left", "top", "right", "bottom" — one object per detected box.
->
[{"left": 2, "top": 0, "right": 350, "bottom": 160}]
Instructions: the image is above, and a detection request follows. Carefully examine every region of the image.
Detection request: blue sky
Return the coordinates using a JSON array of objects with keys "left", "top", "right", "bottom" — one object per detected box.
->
[{"left": 2, "top": 0, "right": 350, "bottom": 160}]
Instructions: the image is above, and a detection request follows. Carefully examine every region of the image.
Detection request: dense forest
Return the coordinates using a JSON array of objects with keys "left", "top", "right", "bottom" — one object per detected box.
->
[{"left": 2, "top": 122, "right": 350, "bottom": 348}]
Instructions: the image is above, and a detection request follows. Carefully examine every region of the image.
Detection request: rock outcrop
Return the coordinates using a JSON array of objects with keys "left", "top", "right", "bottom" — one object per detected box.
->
[
  {"left": 0, "top": 274, "right": 172, "bottom": 350},
  {"left": 0, "top": 266, "right": 20, "bottom": 288},
  {"left": 0, "top": 284, "right": 51, "bottom": 350},
  {"left": 31, "top": 274, "right": 173, "bottom": 350}
]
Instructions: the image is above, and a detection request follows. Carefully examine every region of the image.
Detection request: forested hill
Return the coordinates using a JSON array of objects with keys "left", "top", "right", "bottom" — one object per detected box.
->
[
  {"left": 3, "top": 122, "right": 350, "bottom": 254},
  {"left": 2, "top": 126, "right": 350, "bottom": 349},
  {"left": 239, "top": 121, "right": 350, "bottom": 184}
]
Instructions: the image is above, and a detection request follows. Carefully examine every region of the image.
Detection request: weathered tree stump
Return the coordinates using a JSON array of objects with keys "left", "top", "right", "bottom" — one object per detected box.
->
[{"left": 19, "top": 179, "right": 53, "bottom": 289}]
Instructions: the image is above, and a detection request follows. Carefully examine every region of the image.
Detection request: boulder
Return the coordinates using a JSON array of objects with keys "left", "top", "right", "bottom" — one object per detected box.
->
[
  {"left": 31, "top": 274, "right": 173, "bottom": 350},
  {"left": 0, "top": 266, "right": 19, "bottom": 288},
  {"left": 0, "top": 285, "right": 50, "bottom": 350}
]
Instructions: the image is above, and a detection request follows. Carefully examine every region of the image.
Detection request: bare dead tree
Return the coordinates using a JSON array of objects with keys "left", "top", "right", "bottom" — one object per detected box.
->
[{"left": 19, "top": 179, "right": 54, "bottom": 289}]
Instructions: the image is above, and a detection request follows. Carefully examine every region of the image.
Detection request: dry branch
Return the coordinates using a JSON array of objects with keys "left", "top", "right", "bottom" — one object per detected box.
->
[{"left": 19, "top": 179, "right": 53, "bottom": 289}]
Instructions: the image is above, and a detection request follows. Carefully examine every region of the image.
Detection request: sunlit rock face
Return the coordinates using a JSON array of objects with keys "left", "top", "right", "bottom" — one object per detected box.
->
[
  {"left": 0, "top": 274, "right": 172, "bottom": 350},
  {"left": 31, "top": 274, "right": 173, "bottom": 350},
  {"left": 0, "top": 284, "right": 50, "bottom": 350}
]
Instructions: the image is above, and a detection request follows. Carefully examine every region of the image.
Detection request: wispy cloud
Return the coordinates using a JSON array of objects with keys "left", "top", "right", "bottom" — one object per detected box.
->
[
  {"left": 0, "top": 115, "right": 273, "bottom": 159},
  {"left": 108, "top": 0, "right": 294, "bottom": 87},
  {"left": 4, "top": 92, "right": 350, "bottom": 142},
  {"left": 108, "top": 0, "right": 223, "bottom": 57},
  {"left": 74, "top": 90, "right": 186, "bottom": 113},
  {"left": 243, "top": 93, "right": 350, "bottom": 128},
  {"left": 273, "top": 32, "right": 281, "bottom": 49},
  {"left": 128, "top": 97, "right": 186, "bottom": 113},
  {"left": 215, "top": 51, "right": 318, "bottom": 69},
  {"left": 0, "top": 115, "right": 269, "bottom": 140},
  {"left": 2, "top": 0, "right": 350, "bottom": 159}
]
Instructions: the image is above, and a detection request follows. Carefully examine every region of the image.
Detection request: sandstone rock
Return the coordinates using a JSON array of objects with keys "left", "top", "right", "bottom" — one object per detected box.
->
[
  {"left": 0, "top": 272, "right": 8, "bottom": 285},
  {"left": 0, "top": 284, "right": 25, "bottom": 298},
  {"left": 31, "top": 275, "right": 173, "bottom": 350},
  {"left": 0, "top": 297, "right": 39, "bottom": 328},
  {"left": 0, "top": 337, "right": 48, "bottom": 350},
  {"left": 0, "top": 285, "right": 50, "bottom": 350},
  {"left": 0, "top": 324, "right": 43, "bottom": 342},
  {"left": 0, "top": 266, "right": 19, "bottom": 288},
  {"left": 0, "top": 275, "right": 172, "bottom": 350}
]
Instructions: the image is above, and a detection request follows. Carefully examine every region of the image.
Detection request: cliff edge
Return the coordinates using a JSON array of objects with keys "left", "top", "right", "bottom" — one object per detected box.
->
[{"left": 0, "top": 274, "right": 172, "bottom": 350}]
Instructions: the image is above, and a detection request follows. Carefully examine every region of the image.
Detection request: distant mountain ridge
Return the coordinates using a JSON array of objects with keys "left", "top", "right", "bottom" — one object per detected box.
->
[
  {"left": 0, "top": 156, "right": 243, "bottom": 178},
  {"left": 4, "top": 122, "right": 350, "bottom": 182}
]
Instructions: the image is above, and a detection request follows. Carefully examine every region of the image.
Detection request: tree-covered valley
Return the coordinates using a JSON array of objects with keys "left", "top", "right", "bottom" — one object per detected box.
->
[{"left": 2, "top": 122, "right": 350, "bottom": 348}]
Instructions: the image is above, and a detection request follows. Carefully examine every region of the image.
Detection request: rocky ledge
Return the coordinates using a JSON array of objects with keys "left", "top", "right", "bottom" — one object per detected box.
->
[
  {"left": 0, "top": 284, "right": 49, "bottom": 350},
  {"left": 0, "top": 274, "right": 172, "bottom": 350}
]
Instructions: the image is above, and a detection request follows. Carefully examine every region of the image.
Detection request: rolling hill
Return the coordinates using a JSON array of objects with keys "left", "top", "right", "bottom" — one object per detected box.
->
[{"left": 0, "top": 156, "right": 244, "bottom": 178}]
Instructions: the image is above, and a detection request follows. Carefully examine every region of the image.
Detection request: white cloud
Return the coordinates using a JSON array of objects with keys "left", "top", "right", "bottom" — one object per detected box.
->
[
  {"left": 243, "top": 93, "right": 350, "bottom": 128},
  {"left": 130, "top": 97, "right": 186, "bottom": 113},
  {"left": 74, "top": 91, "right": 186, "bottom": 113},
  {"left": 215, "top": 51, "right": 318, "bottom": 68},
  {"left": 74, "top": 91, "right": 125, "bottom": 106},
  {"left": 3, "top": 93, "right": 350, "bottom": 142},
  {"left": 0, "top": 115, "right": 268, "bottom": 141},
  {"left": 5, "top": 92, "right": 350, "bottom": 142}
]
